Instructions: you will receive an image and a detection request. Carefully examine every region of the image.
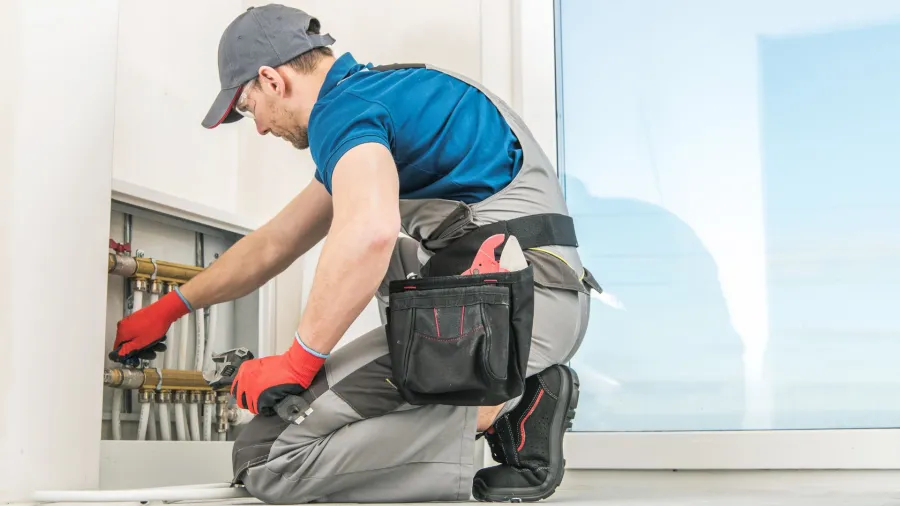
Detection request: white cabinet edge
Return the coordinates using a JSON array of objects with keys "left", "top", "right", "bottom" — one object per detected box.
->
[{"left": 111, "top": 178, "right": 259, "bottom": 236}]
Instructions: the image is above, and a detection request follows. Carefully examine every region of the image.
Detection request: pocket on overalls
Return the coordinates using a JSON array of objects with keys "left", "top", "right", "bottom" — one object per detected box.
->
[{"left": 385, "top": 266, "right": 535, "bottom": 406}]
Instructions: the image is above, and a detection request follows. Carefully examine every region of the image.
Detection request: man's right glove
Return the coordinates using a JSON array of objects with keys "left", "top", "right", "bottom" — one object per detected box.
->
[
  {"left": 109, "top": 288, "right": 193, "bottom": 364},
  {"left": 229, "top": 333, "right": 327, "bottom": 415}
]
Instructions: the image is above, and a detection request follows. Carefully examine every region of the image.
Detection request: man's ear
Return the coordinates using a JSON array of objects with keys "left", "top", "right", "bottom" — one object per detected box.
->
[{"left": 257, "top": 66, "right": 287, "bottom": 98}]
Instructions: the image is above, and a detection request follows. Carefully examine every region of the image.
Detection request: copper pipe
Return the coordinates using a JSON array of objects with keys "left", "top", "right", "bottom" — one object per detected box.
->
[
  {"left": 104, "top": 367, "right": 227, "bottom": 392},
  {"left": 108, "top": 253, "right": 204, "bottom": 284}
]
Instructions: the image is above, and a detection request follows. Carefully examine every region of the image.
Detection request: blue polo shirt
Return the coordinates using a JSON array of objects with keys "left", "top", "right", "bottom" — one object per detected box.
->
[{"left": 309, "top": 53, "right": 523, "bottom": 204}]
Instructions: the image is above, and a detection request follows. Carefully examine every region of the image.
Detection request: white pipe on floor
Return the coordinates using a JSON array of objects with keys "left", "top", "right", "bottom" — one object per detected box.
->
[
  {"left": 32, "top": 484, "right": 249, "bottom": 503},
  {"left": 158, "top": 402, "right": 171, "bottom": 441},
  {"left": 188, "top": 403, "right": 201, "bottom": 441},
  {"left": 136, "top": 402, "right": 151, "bottom": 441},
  {"left": 174, "top": 402, "right": 188, "bottom": 441},
  {"left": 203, "top": 403, "right": 213, "bottom": 441}
]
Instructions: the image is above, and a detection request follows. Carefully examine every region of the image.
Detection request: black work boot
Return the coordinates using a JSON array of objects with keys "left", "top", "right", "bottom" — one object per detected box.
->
[{"left": 472, "top": 364, "right": 580, "bottom": 502}]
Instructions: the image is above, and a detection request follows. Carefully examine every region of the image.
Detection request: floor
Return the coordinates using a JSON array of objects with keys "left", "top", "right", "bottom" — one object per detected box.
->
[{"left": 26, "top": 470, "right": 900, "bottom": 505}]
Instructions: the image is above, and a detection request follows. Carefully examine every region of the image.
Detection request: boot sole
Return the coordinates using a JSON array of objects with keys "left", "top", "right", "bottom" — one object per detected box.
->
[{"left": 472, "top": 365, "right": 580, "bottom": 502}]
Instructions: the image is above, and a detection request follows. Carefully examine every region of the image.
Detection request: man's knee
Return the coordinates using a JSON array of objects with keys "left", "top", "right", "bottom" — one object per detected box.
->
[{"left": 231, "top": 413, "right": 289, "bottom": 485}]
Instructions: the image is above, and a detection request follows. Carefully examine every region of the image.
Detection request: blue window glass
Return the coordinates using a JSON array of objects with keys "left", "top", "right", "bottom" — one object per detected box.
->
[{"left": 557, "top": 0, "right": 900, "bottom": 431}]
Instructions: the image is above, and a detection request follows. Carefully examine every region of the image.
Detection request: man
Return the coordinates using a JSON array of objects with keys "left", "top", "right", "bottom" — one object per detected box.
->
[{"left": 109, "top": 4, "right": 595, "bottom": 503}]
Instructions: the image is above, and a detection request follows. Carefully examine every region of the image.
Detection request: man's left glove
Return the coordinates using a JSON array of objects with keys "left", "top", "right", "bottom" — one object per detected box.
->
[{"left": 230, "top": 333, "right": 327, "bottom": 415}]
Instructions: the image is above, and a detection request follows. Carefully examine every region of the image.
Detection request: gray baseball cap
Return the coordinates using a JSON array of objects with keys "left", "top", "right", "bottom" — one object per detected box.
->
[{"left": 202, "top": 4, "right": 335, "bottom": 129}]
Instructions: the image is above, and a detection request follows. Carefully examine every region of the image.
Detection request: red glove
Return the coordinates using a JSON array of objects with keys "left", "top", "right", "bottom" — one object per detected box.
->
[
  {"left": 109, "top": 289, "right": 192, "bottom": 364},
  {"left": 231, "top": 333, "right": 326, "bottom": 415}
]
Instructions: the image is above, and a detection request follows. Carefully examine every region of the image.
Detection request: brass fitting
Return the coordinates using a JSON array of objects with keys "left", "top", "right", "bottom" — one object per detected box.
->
[
  {"left": 174, "top": 391, "right": 188, "bottom": 404},
  {"left": 108, "top": 254, "right": 204, "bottom": 284},
  {"left": 157, "top": 390, "right": 172, "bottom": 404},
  {"left": 104, "top": 368, "right": 227, "bottom": 392},
  {"left": 104, "top": 368, "right": 144, "bottom": 389},
  {"left": 216, "top": 395, "right": 230, "bottom": 436},
  {"left": 132, "top": 277, "right": 149, "bottom": 293},
  {"left": 149, "top": 279, "right": 162, "bottom": 295},
  {"left": 138, "top": 390, "right": 152, "bottom": 403},
  {"left": 203, "top": 391, "right": 216, "bottom": 405},
  {"left": 189, "top": 391, "right": 201, "bottom": 404}
]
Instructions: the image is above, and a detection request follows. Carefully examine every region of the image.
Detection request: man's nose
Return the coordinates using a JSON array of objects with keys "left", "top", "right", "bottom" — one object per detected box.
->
[{"left": 256, "top": 123, "right": 269, "bottom": 136}]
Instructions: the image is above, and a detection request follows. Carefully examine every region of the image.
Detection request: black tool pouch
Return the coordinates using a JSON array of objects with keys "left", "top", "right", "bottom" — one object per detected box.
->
[{"left": 386, "top": 266, "right": 535, "bottom": 406}]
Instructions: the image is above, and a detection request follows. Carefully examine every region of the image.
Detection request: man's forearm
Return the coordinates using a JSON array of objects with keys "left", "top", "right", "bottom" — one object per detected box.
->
[{"left": 297, "top": 222, "right": 397, "bottom": 355}]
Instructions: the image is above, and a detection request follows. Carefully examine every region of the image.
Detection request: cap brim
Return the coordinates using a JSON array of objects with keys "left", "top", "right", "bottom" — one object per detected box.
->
[{"left": 201, "top": 86, "right": 243, "bottom": 129}]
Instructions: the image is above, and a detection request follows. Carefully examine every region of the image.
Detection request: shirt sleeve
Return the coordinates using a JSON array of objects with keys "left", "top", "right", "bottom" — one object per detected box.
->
[{"left": 309, "top": 92, "right": 393, "bottom": 193}]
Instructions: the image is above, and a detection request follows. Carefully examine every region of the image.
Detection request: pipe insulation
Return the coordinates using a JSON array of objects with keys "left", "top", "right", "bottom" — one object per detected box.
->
[
  {"left": 174, "top": 403, "right": 188, "bottom": 441},
  {"left": 194, "top": 308, "right": 206, "bottom": 371},
  {"left": 189, "top": 403, "right": 201, "bottom": 441},
  {"left": 148, "top": 291, "right": 160, "bottom": 371},
  {"left": 32, "top": 484, "right": 249, "bottom": 503},
  {"left": 158, "top": 402, "right": 172, "bottom": 441},
  {"left": 203, "top": 403, "right": 214, "bottom": 441},
  {"left": 204, "top": 302, "right": 219, "bottom": 377},
  {"left": 148, "top": 287, "right": 160, "bottom": 438},
  {"left": 110, "top": 285, "right": 144, "bottom": 440},
  {"left": 178, "top": 315, "right": 190, "bottom": 370},
  {"left": 148, "top": 403, "right": 158, "bottom": 441},
  {"left": 110, "top": 390, "right": 123, "bottom": 440},
  {"left": 136, "top": 402, "right": 151, "bottom": 441},
  {"left": 163, "top": 300, "right": 178, "bottom": 369}
]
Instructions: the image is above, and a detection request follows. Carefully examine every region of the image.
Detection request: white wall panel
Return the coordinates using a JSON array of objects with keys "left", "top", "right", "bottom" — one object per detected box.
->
[
  {"left": 1, "top": 1, "right": 120, "bottom": 500},
  {"left": 112, "top": 0, "right": 243, "bottom": 215}
]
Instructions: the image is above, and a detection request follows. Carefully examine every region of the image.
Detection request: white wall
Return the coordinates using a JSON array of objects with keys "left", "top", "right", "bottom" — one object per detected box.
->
[
  {"left": 0, "top": 2, "right": 19, "bottom": 498},
  {"left": 112, "top": 0, "right": 244, "bottom": 215},
  {"left": 1, "top": 1, "right": 120, "bottom": 501}
]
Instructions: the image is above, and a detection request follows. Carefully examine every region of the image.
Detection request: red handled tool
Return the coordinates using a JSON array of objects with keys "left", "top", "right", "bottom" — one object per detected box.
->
[{"left": 461, "top": 234, "right": 509, "bottom": 275}]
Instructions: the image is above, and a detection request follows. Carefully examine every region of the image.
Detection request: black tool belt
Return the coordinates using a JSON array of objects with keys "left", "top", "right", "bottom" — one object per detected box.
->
[
  {"left": 385, "top": 213, "right": 586, "bottom": 406},
  {"left": 420, "top": 213, "right": 579, "bottom": 277}
]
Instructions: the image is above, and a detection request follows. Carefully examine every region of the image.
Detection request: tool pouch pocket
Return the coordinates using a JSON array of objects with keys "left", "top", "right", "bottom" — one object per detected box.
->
[{"left": 386, "top": 266, "right": 535, "bottom": 406}]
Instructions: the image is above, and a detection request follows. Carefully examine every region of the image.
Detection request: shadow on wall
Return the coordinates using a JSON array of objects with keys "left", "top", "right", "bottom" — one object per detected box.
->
[{"left": 564, "top": 175, "right": 746, "bottom": 432}]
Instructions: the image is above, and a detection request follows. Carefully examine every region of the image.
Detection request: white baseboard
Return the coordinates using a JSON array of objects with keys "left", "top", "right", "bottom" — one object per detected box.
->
[{"left": 563, "top": 429, "right": 900, "bottom": 469}]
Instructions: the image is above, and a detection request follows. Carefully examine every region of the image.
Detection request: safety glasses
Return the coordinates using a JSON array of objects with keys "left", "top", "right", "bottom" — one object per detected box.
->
[{"left": 235, "top": 82, "right": 256, "bottom": 120}]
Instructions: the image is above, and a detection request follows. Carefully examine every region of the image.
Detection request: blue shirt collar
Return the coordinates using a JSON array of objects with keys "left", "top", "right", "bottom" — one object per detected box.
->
[{"left": 317, "top": 52, "right": 370, "bottom": 100}]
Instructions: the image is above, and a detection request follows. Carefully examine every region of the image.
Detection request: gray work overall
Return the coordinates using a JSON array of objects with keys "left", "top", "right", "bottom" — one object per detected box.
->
[{"left": 231, "top": 64, "right": 593, "bottom": 504}]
